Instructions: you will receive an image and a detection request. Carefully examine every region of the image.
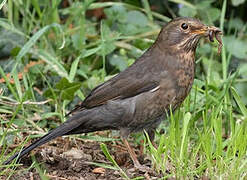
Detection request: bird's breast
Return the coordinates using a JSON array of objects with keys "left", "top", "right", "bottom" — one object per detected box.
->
[{"left": 174, "top": 52, "right": 195, "bottom": 101}]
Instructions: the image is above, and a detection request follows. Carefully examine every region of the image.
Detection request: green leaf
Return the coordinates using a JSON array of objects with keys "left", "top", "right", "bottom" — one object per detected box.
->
[
  {"left": 99, "top": 43, "right": 116, "bottom": 56},
  {"left": 10, "top": 47, "right": 21, "bottom": 57},
  {"left": 83, "top": 47, "right": 101, "bottom": 58},
  {"left": 100, "top": 22, "right": 111, "bottom": 40},
  {"left": 55, "top": 78, "right": 82, "bottom": 101},
  {"left": 43, "top": 89, "right": 59, "bottom": 100},
  {"left": 88, "top": 2, "right": 170, "bottom": 22},
  {"left": 44, "top": 78, "right": 82, "bottom": 101},
  {"left": 224, "top": 36, "right": 247, "bottom": 59},
  {"left": 104, "top": 5, "right": 127, "bottom": 23},
  {"left": 126, "top": 10, "right": 148, "bottom": 27},
  {"left": 238, "top": 64, "right": 247, "bottom": 78},
  {"left": 196, "top": 0, "right": 214, "bottom": 9},
  {"left": 98, "top": 22, "right": 117, "bottom": 56},
  {"left": 178, "top": 6, "right": 196, "bottom": 17},
  {"left": 72, "top": 33, "right": 83, "bottom": 50},
  {"left": 207, "top": 8, "right": 221, "bottom": 22},
  {"left": 231, "top": 0, "right": 246, "bottom": 6},
  {"left": 229, "top": 18, "right": 244, "bottom": 30},
  {"left": 109, "top": 54, "right": 128, "bottom": 71},
  {"left": 169, "top": 0, "right": 196, "bottom": 9},
  {"left": 36, "top": 120, "right": 48, "bottom": 129}
]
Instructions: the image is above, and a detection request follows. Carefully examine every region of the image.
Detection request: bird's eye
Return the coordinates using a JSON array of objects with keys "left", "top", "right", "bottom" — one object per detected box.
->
[{"left": 181, "top": 23, "right": 188, "bottom": 30}]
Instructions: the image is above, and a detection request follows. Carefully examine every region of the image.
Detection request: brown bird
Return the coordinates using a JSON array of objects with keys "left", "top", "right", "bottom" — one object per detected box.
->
[{"left": 4, "top": 17, "right": 222, "bottom": 167}]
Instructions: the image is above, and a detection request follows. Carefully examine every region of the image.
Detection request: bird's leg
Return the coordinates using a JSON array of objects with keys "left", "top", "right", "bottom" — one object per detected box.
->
[
  {"left": 122, "top": 138, "right": 141, "bottom": 167},
  {"left": 122, "top": 138, "right": 152, "bottom": 172}
]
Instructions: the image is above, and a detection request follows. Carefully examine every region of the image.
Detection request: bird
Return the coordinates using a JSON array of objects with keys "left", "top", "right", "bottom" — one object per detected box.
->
[{"left": 3, "top": 17, "right": 222, "bottom": 167}]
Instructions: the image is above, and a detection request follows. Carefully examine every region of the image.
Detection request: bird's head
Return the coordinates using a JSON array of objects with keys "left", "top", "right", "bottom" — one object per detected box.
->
[{"left": 157, "top": 17, "right": 222, "bottom": 53}]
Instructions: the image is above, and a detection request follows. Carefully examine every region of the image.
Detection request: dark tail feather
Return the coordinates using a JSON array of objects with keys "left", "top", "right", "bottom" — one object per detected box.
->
[
  {"left": 3, "top": 114, "right": 85, "bottom": 165},
  {"left": 3, "top": 105, "right": 120, "bottom": 165}
]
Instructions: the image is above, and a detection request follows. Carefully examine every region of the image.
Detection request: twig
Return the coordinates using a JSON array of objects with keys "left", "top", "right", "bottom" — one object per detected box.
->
[
  {"left": 46, "top": 174, "right": 69, "bottom": 180},
  {"left": 25, "top": 118, "right": 45, "bottom": 132},
  {"left": 0, "top": 99, "right": 52, "bottom": 106}
]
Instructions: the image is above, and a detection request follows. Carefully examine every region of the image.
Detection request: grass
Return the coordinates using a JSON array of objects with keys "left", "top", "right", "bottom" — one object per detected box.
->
[{"left": 0, "top": 0, "right": 247, "bottom": 179}]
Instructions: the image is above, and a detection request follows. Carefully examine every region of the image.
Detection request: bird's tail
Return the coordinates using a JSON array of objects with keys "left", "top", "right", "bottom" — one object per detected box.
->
[{"left": 3, "top": 112, "right": 93, "bottom": 165}]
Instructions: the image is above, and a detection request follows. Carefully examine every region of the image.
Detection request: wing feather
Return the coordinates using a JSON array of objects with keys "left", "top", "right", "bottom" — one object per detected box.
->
[{"left": 82, "top": 58, "right": 159, "bottom": 108}]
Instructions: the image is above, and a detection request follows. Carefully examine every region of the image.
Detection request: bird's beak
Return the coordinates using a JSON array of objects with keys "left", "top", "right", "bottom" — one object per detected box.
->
[{"left": 192, "top": 26, "right": 222, "bottom": 42}]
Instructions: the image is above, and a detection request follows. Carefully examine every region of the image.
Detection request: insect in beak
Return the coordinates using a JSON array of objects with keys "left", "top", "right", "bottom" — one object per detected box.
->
[
  {"left": 207, "top": 27, "right": 223, "bottom": 54},
  {"left": 195, "top": 26, "right": 223, "bottom": 54}
]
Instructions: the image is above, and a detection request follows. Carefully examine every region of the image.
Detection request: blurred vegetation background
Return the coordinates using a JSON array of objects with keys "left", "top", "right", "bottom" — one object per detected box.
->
[{"left": 0, "top": 0, "right": 247, "bottom": 179}]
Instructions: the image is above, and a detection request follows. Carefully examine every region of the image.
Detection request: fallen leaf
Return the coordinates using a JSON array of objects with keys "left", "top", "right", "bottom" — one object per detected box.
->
[{"left": 92, "top": 167, "right": 105, "bottom": 174}]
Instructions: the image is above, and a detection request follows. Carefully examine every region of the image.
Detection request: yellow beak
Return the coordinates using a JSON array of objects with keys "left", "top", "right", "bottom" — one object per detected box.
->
[{"left": 192, "top": 26, "right": 222, "bottom": 36}]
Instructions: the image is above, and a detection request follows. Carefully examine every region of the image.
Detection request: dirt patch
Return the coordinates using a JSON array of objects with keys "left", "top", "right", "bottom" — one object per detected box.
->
[{"left": 2, "top": 135, "right": 163, "bottom": 179}]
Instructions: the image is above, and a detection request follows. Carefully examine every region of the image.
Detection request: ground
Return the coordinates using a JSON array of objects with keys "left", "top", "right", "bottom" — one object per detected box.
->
[{"left": 2, "top": 133, "right": 164, "bottom": 180}]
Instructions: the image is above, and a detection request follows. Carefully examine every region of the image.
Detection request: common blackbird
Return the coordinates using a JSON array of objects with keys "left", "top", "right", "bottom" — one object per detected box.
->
[{"left": 4, "top": 17, "right": 222, "bottom": 167}]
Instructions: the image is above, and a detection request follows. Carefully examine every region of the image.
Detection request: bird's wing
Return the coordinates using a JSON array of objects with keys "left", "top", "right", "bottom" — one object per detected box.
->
[{"left": 81, "top": 57, "right": 160, "bottom": 108}]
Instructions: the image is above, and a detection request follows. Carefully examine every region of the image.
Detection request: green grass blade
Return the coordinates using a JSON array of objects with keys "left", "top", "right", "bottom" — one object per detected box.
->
[
  {"left": 88, "top": 162, "right": 119, "bottom": 170},
  {"left": 231, "top": 87, "right": 247, "bottom": 117},
  {"left": 0, "top": 66, "right": 18, "bottom": 100},
  {"left": 0, "top": 18, "right": 27, "bottom": 37},
  {"left": 100, "top": 143, "right": 130, "bottom": 180},
  {"left": 33, "top": 49, "right": 69, "bottom": 78},
  {"left": 11, "top": 23, "right": 64, "bottom": 74},
  {"left": 0, "top": 0, "right": 7, "bottom": 10},
  {"left": 141, "top": 0, "right": 153, "bottom": 22},
  {"left": 12, "top": 69, "right": 22, "bottom": 100},
  {"left": 69, "top": 55, "right": 81, "bottom": 82},
  {"left": 179, "top": 112, "right": 191, "bottom": 160}
]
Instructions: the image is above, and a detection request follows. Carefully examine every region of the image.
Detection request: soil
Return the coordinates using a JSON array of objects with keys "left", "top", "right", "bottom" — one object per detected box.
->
[{"left": 1, "top": 134, "right": 163, "bottom": 180}]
